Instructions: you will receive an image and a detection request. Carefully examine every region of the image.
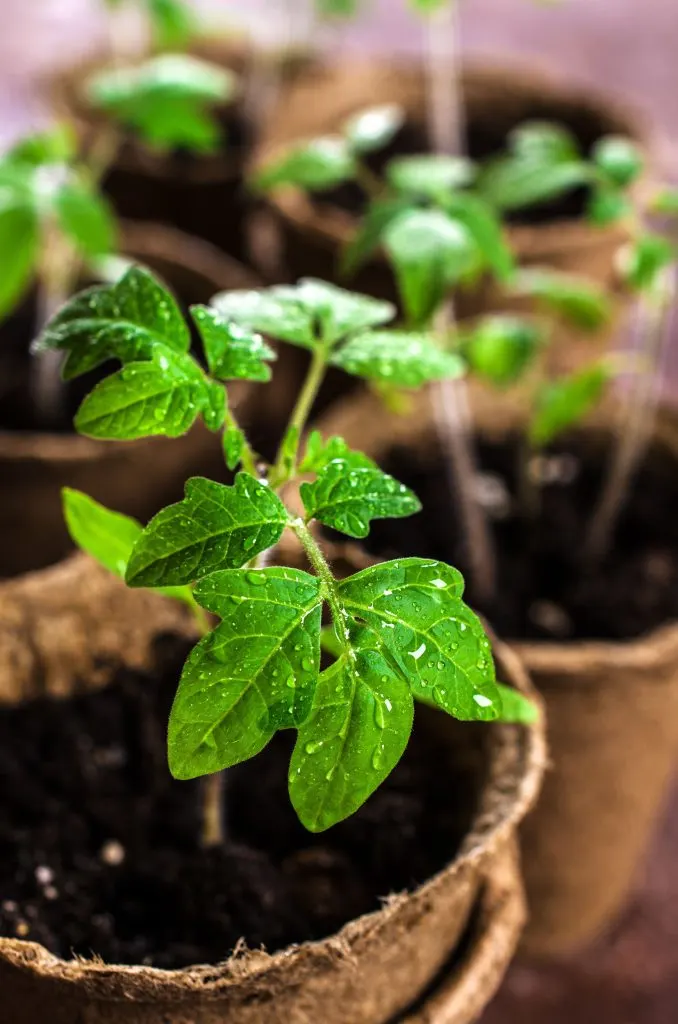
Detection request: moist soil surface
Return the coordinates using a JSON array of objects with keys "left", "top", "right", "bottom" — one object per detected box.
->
[
  {"left": 0, "top": 635, "right": 483, "bottom": 969},
  {"left": 323, "top": 99, "right": 617, "bottom": 226},
  {"left": 364, "top": 434, "right": 678, "bottom": 642}
]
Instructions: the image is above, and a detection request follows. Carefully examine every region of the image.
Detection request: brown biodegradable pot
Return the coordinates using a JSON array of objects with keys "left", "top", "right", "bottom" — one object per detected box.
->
[
  {"left": 49, "top": 39, "right": 312, "bottom": 260},
  {"left": 0, "top": 221, "right": 258, "bottom": 578},
  {"left": 252, "top": 60, "right": 645, "bottom": 370},
  {"left": 304, "top": 385, "right": 678, "bottom": 957},
  {"left": 0, "top": 554, "right": 544, "bottom": 1024}
]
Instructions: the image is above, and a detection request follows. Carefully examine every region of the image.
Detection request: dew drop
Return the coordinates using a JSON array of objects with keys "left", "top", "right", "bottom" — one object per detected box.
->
[
  {"left": 305, "top": 739, "right": 324, "bottom": 754},
  {"left": 246, "top": 570, "right": 266, "bottom": 585},
  {"left": 432, "top": 686, "right": 446, "bottom": 707},
  {"left": 301, "top": 657, "right": 313, "bottom": 672},
  {"left": 286, "top": 676, "right": 296, "bottom": 689},
  {"left": 371, "top": 745, "right": 385, "bottom": 770}
]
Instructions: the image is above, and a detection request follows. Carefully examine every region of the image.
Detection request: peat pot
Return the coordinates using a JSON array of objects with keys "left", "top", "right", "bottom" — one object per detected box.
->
[
  {"left": 305, "top": 385, "right": 678, "bottom": 956},
  {"left": 0, "top": 554, "right": 544, "bottom": 1023}
]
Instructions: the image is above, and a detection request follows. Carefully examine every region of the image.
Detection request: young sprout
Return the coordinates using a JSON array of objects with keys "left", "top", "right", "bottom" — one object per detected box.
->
[
  {"left": 36, "top": 268, "right": 536, "bottom": 841},
  {"left": 103, "top": 0, "right": 196, "bottom": 53},
  {"left": 477, "top": 120, "right": 644, "bottom": 224},
  {"left": 86, "top": 54, "right": 239, "bottom": 157},
  {"left": 463, "top": 307, "right": 615, "bottom": 518},
  {"left": 0, "top": 126, "right": 117, "bottom": 423}
]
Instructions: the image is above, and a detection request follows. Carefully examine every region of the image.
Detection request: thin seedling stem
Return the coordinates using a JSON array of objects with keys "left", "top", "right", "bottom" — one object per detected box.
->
[
  {"left": 424, "top": 0, "right": 466, "bottom": 159},
  {"left": 423, "top": 3, "right": 493, "bottom": 602},
  {"left": 585, "top": 267, "right": 676, "bottom": 563}
]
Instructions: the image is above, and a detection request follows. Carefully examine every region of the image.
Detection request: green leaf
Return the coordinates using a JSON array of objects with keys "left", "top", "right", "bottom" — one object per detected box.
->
[
  {"left": 387, "top": 154, "right": 475, "bottom": 197},
  {"left": 35, "top": 265, "right": 189, "bottom": 378},
  {"left": 6, "top": 125, "right": 76, "bottom": 167},
  {"left": 87, "top": 55, "right": 235, "bottom": 153},
  {"left": 54, "top": 181, "right": 117, "bottom": 259},
  {"left": 530, "top": 363, "right": 609, "bottom": 447},
  {"left": 479, "top": 137, "right": 592, "bottom": 212},
  {"left": 62, "top": 488, "right": 195, "bottom": 608},
  {"left": 223, "top": 425, "right": 246, "bottom": 471},
  {"left": 213, "top": 280, "right": 394, "bottom": 349},
  {"left": 383, "top": 208, "right": 477, "bottom": 325},
  {"left": 300, "top": 431, "right": 376, "bottom": 473},
  {"left": 0, "top": 199, "right": 39, "bottom": 320},
  {"left": 191, "top": 305, "right": 276, "bottom": 382},
  {"left": 514, "top": 269, "right": 611, "bottom": 331},
  {"left": 464, "top": 316, "right": 542, "bottom": 387},
  {"left": 407, "top": 0, "right": 450, "bottom": 11},
  {"left": 617, "top": 234, "right": 675, "bottom": 293},
  {"left": 73, "top": 349, "right": 221, "bottom": 439},
  {"left": 289, "top": 650, "right": 413, "bottom": 832},
  {"left": 315, "top": 0, "right": 361, "bottom": 15},
  {"left": 332, "top": 329, "right": 465, "bottom": 387},
  {"left": 337, "top": 558, "right": 500, "bottom": 720},
  {"left": 146, "top": 0, "right": 196, "bottom": 49},
  {"left": 441, "top": 192, "right": 514, "bottom": 281},
  {"left": 212, "top": 287, "right": 315, "bottom": 347},
  {"left": 254, "top": 137, "right": 356, "bottom": 192},
  {"left": 586, "top": 184, "right": 632, "bottom": 226},
  {"left": 301, "top": 459, "right": 421, "bottom": 538},
  {"left": 592, "top": 135, "right": 643, "bottom": 188},
  {"left": 510, "top": 121, "right": 580, "bottom": 163},
  {"left": 495, "top": 683, "right": 539, "bottom": 725},
  {"left": 343, "top": 105, "right": 404, "bottom": 154},
  {"left": 651, "top": 187, "right": 678, "bottom": 216},
  {"left": 62, "top": 487, "right": 143, "bottom": 579},
  {"left": 125, "top": 473, "right": 288, "bottom": 587},
  {"left": 341, "top": 195, "right": 412, "bottom": 276},
  {"left": 169, "top": 567, "right": 323, "bottom": 779}
]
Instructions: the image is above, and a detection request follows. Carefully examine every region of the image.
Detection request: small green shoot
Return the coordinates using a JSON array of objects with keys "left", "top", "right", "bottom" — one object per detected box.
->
[
  {"left": 87, "top": 54, "right": 238, "bottom": 154},
  {"left": 43, "top": 267, "right": 536, "bottom": 835}
]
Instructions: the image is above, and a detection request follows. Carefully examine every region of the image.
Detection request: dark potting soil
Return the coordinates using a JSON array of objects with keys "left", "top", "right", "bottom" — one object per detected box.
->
[
  {"left": 0, "top": 635, "right": 483, "bottom": 968},
  {"left": 322, "top": 99, "right": 617, "bottom": 226},
  {"left": 362, "top": 435, "right": 678, "bottom": 643}
]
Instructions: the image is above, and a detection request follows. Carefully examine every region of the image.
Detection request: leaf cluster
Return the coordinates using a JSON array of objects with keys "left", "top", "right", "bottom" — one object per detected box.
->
[
  {"left": 87, "top": 54, "right": 238, "bottom": 154},
  {"left": 49, "top": 266, "right": 536, "bottom": 831},
  {"left": 0, "top": 126, "right": 117, "bottom": 320}
]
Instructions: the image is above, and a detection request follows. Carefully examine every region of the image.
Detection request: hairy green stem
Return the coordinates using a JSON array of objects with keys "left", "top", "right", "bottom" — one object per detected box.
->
[
  {"left": 355, "top": 160, "right": 384, "bottom": 199},
  {"left": 291, "top": 519, "right": 351, "bottom": 659},
  {"left": 272, "top": 344, "right": 328, "bottom": 483}
]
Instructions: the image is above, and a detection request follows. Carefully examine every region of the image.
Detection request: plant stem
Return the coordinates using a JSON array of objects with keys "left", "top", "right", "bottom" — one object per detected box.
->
[
  {"left": 291, "top": 519, "right": 351, "bottom": 658},
  {"left": 517, "top": 433, "right": 540, "bottom": 520},
  {"left": 424, "top": 0, "right": 466, "bottom": 159},
  {"left": 272, "top": 344, "right": 328, "bottom": 483},
  {"left": 431, "top": 354, "right": 497, "bottom": 605},
  {"left": 201, "top": 771, "right": 225, "bottom": 848},
  {"left": 585, "top": 267, "right": 675, "bottom": 563},
  {"left": 355, "top": 160, "right": 384, "bottom": 200},
  {"left": 31, "top": 230, "right": 81, "bottom": 427},
  {"left": 422, "top": 0, "right": 492, "bottom": 599}
]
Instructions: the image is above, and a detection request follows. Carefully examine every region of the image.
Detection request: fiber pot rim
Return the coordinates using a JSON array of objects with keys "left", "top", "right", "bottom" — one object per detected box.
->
[
  {"left": 0, "top": 220, "right": 256, "bottom": 460},
  {"left": 252, "top": 57, "right": 646, "bottom": 266},
  {"left": 306, "top": 384, "right": 678, "bottom": 675},
  {"left": 0, "top": 553, "right": 545, "bottom": 999}
]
